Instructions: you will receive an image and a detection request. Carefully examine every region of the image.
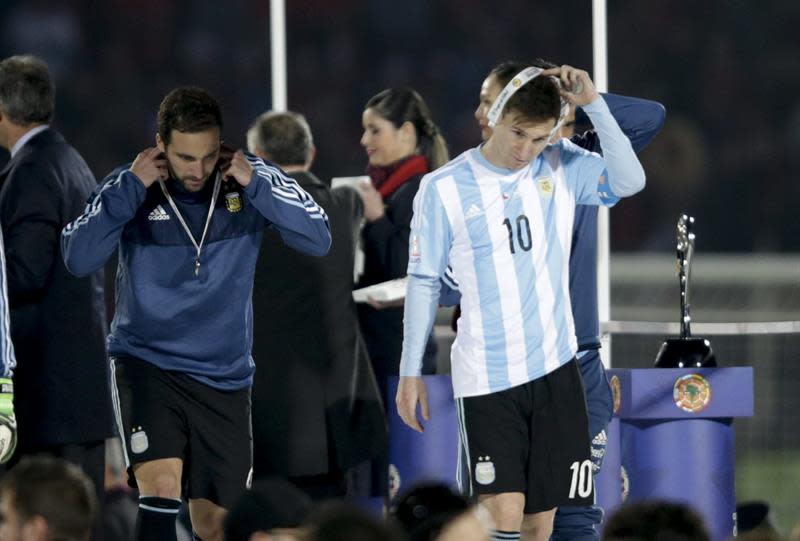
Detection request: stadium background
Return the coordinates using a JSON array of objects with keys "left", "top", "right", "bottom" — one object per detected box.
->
[{"left": 2, "top": 0, "right": 799, "bottom": 528}]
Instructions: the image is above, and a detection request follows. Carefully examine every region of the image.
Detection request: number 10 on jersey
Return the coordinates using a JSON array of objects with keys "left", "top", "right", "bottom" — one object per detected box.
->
[{"left": 502, "top": 215, "right": 532, "bottom": 254}]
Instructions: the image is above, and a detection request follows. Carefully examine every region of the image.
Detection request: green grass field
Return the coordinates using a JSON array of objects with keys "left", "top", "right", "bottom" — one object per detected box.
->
[{"left": 737, "top": 451, "right": 800, "bottom": 532}]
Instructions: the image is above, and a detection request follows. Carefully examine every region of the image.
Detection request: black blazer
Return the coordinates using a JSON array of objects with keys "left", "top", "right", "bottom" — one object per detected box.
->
[
  {"left": 251, "top": 170, "right": 386, "bottom": 479},
  {"left": 0, "top": 128, "right": 114, "bottom": 450}
]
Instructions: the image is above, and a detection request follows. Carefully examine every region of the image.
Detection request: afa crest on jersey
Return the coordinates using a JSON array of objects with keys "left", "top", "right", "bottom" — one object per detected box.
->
[
  {"left": 225, "top": 192, "right": 243, "bottom": 213},
  {"left": 537, "top": 176, "right": 554, "bottom": 196}
]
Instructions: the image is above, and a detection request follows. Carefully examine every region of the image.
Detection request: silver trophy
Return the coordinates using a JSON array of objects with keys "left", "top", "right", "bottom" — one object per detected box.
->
[{"left": 654, "top": 214, "right": 717, "bottom": 368}]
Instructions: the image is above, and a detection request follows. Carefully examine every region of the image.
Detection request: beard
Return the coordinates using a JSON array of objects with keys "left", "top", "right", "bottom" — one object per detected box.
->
[{"left": 166, "top": 161, "right": 211, "bottom": 192}]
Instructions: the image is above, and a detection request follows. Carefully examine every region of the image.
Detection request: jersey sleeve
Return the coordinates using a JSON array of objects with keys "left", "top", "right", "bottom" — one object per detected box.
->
[
  {"left": 243, "top": 155, "right": 331, "bottom": 257},
  {"left": 581, "top": 96, "right": 646, "bottom": 199},
  {"left": 558, "top": 139, "right": 618, "bottom": 207},
  {"left": 560, "top": 96, "right": 647, "bottom": 206},
  {"left": 407, "top": 176, "right": 452, "bottom": 279},
  {"left": 574, "top": 93, "right": 666, "bottom": 153},
  {"left": 400, "top": 176, "right": 452, "bottom": 376},
  {"left": 61, "top": 167, "right": 147, "bottom": 277}
]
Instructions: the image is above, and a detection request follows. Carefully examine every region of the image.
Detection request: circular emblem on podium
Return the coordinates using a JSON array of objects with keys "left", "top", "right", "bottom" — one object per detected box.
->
[
  {"left": 388, "top": 464, "right": 401, "bottom": 500},
  {"left": 610, "top": 375, "right": 622, "bottom": 414},
  {"left": 620, "top": 465, "right": 630, "bottom": 502},
  {"left": 673, "top": 374, "right": 711, "bottom": 413}
]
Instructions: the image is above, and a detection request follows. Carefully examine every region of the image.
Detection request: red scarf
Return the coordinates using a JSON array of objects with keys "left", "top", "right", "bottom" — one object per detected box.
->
[{"left": 368, "top": 155, "right": 429, "bottom": 198}]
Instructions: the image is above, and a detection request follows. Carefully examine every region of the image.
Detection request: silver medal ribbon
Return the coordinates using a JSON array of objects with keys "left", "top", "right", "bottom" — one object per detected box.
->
[
  {"left": 158, "top": 172, "right": 222, "bottom": 276},
  {"left": 487, "top": 66, "right": 570, "bottom": 140}
]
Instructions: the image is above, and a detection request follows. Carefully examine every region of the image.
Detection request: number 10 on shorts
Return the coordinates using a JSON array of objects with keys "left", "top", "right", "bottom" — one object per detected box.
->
[{"left": 569, "top": 460, "right": 593, "bottom": 498}]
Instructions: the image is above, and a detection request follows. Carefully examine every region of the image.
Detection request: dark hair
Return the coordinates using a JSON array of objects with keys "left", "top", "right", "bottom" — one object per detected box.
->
[
  {"left": 602, "top": 501, "right": 711, "bottom": 541},
  {"left": 157, "top": 86, "right": 223, "bottom": 145},
  {"left": 488, "top": 59, "right": 562, "bottom": 124},
  {"left": 365, "top": 87, "right": 449, "bottom": 169},
  {"left": 223, "top": 478, "right": 313, "bottom": 541},
  {"left": 0, "top": 55, "right": 55, "bottom": 125},
  {"left": 247, "top": 110, "right": 313, "bottom": 166},
  {"left": 392, "top": 483, "right": 471, "bottom": 541},
  {"left": 0, "top": 456, "right": 97, "bottom": 541},
  {"left": 489, "top": 58, "right": 558, "bottom": 87},
  {"left": 306, "top": 502, "right": 406, "bottom": 541}
]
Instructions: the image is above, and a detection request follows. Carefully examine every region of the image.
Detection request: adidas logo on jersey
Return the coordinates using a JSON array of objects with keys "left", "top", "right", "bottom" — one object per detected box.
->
[
  {"left": 464, "top": 204, "right": 483, "bottom": 219},
  {"left": 148, "top": 205, "right": 170, "bottom": 221}
]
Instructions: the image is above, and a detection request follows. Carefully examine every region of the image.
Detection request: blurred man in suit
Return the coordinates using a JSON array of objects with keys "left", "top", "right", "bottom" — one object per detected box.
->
[
  {"left": 247, "top": 111, "right": 386, "bottom": 500},
  {"left": 0, "top": 55, "right": 113, "bottom": 516}
]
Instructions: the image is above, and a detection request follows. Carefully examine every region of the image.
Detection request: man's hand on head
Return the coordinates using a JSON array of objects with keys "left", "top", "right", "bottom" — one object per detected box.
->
[
  {"left": 543, "top": 65, "right": 600, "bottom": 107},
  {"left": 221, "top": 149, "right": 254, "bottom": 187},
  {"left": 130, "top": 147, "right": 168, "bottom": 188}
]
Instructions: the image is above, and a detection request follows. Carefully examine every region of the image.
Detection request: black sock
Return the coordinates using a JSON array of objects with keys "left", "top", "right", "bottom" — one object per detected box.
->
[{"left": 135, "top": 496, "right": 181, "bottom": 541}]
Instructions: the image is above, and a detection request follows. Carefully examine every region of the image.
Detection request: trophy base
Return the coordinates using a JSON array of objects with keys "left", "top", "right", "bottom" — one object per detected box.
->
[{"left": 654, "top": 337, "right": 717, "bottom": 368}]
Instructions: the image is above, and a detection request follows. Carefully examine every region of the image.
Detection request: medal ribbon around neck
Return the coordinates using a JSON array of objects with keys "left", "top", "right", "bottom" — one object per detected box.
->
[
  {"left": 487, "top": 66, "right": 570, "bottom": 140},
  {"left": 158, "top": 172, "right": 222, "bottom": 276}
]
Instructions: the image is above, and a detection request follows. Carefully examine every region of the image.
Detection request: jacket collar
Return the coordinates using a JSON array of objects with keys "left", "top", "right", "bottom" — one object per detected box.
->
[
  {"left": 1, "top": 128, "right": 64, "bottom": 178},
  {"left": 285, "top": 169, "right": 324, "bottom": 190}
]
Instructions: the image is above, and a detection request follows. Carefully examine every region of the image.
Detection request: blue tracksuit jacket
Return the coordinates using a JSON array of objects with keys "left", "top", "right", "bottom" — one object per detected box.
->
[{"left": 61, "top": 154, "right": 330, "bottom": 390}]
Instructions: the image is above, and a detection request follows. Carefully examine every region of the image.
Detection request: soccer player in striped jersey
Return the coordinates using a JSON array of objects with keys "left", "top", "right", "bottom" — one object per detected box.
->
[
  {"left": 397, "top": 66, "right": 645, "bottom": 541},
  {"left": 453, "top": 60, "right": 665, "bottom": 541}
]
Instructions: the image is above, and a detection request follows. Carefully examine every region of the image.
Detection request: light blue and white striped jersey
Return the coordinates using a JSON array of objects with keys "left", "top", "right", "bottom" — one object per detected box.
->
[
  {"left": 405, "top": 139, "right": 616, "bottom": 398},
  {"left": 0, "top": 226, "right": 16, "bottom": 378}
]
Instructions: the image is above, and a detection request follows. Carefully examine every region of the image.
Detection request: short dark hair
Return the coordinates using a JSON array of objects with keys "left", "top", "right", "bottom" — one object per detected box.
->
[
  {"left": 0, "top": 55, "right": 55, "bottom": 125},
  {"left": 489, "top": 59, "right": 562, "bottom": 124},
  {"left": 602, "top": 501, "right": 711, "bottom": 541},
  {"left": 224, "top": 478, "right": 313, "bottom": 541},
  {"left": 393, "top": 483, "right": 471, "bottom": 541},
  {"left": 0, "top": 456, "right": 97, "bottom": 541},
  {"left": 157, "top": 86, "right": 223, "bottom": 145},
  {"left": 489, "top": 58, "right": 558, "bottom": 87},
  {"left": 306, "top": 502, "right": 406, "bottom": 541},
  {"left": 247, "top": 111, "right": 313, "bottom": 166}
]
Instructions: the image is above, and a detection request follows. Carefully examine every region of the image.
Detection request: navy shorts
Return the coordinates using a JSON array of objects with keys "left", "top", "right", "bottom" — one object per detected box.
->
[
  {"left": 110, "top": 356, "right": 252, "bottom": 508},
  {"left": 457, "top": 359, "right": 594, "bottom": 513}
]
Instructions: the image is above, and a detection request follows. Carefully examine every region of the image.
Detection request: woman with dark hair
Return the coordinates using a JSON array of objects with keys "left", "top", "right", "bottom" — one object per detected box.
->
[{"left": 356, "top": 87, "right": 448, "bottom": 401}]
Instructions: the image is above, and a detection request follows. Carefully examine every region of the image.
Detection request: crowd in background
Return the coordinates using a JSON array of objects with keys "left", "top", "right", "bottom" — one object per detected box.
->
[{"left": 1, "top": 0, "right": 800, "bottom": 251}]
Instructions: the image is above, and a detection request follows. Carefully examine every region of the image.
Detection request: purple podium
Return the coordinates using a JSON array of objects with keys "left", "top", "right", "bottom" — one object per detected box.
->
[
  {"left": 387, "top": 375, "right": 460, "bottom": 500},
  {"left": 596, "top": 368, "right": 754, "bottom": 541}
]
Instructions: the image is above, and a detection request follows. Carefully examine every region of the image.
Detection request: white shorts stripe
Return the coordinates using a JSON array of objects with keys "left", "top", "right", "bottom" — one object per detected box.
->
[
  {"left": 108, "top": 357, "right": 130, "bottom": 468},
  {"left": 455, "top": 397, "right": 473, "bottom": 497}
]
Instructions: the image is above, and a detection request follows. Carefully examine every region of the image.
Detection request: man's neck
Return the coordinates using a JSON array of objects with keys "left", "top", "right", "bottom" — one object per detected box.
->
[
  {"left": 280, "top": 164, "right": 309, "bottom": 174},
  {"left": 480, "top": 140, "right": 520, "bottom": 171},
  {"left": 8, "top": 123, "right": 48, "bottom": 156}
]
